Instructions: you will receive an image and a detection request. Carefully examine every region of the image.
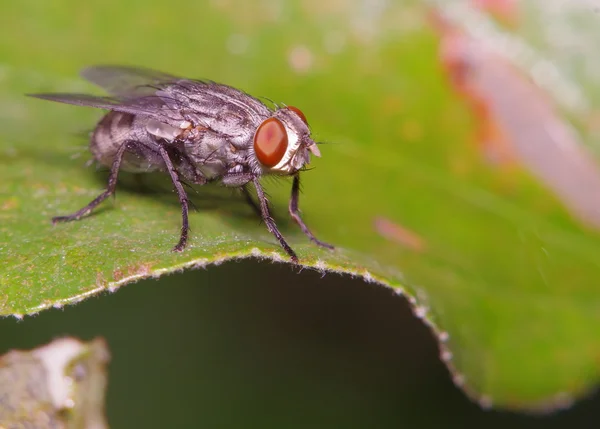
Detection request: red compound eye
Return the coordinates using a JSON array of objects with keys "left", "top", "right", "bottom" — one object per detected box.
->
[
  {"left": 286, "top": 105, "right": 308, "bottom": 125},
  {"left": 254, "top": 117, "right": 288, "bottom": 167}
]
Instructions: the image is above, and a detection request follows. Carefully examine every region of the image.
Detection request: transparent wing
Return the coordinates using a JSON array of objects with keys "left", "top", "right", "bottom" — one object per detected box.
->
[
  {"left": 81, "top": 65, "right": 183, "bottom": 97},
  {"left": 29, "top": 93, "right": 124, "bottom": 109},
  {"left": 79, "top": 66, "right": 273, "bottom": 121},
  {"left": 29, "top": 66, "right": 272, "bottom": 128},
  {"left": 27, "top": 92, "right": 185, "bottom": 124}
]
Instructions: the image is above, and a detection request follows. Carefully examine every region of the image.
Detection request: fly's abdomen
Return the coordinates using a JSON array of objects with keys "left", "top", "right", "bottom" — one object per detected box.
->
[{"left": 90, "top": 111, "right": 161, "bottom": 173}]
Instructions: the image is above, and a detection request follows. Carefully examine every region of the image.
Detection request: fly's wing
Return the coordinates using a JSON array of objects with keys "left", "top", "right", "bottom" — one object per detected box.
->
[
  {"left": 81, "top": 65, "right": 182, "bottom": 98},
  {"left": 28, "top": 66, "right": 190, "bottom": 125},
  {"left": 29, "top": 93, "right": 140, "bottom": 112},
  {"left": 29, "top": 66, "right": 273, "bottom": 134},
  {"left": 27, "top": 92, "right": 186, "bottom": 126},
  {"left": 81, "top": 65, "right": 272, "bottom": 120}
]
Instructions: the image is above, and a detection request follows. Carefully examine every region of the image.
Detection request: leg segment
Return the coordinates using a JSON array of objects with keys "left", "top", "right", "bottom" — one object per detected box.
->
[
  {"left": 52, "top": 141, "right": 136, "bottom": 223},
  {"left": 157, "top": 146, "right": 190, "bottom": 252},
  {"left": 54, "top": 141, "right": 192, "bottom": 252},
  {"left": 252, "top": 177, "right": 298, "bottom": 263},
  {"left": 289, "top": 175, "right": 334, "bottom": 249}
]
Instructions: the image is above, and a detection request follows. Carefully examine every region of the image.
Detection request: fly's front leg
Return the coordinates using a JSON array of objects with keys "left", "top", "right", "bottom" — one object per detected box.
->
[
  {"left": 158, "top": 146, "right": 191, "bottom": 252},
  {"left": 289, "top": 175, "right": 334, "bottom": 249},
  {"left": 52, "top": 140, "right": 137, "bottom": 224},
  {"left": 252, "top": 177, "right": 298, "bottom": 263}
]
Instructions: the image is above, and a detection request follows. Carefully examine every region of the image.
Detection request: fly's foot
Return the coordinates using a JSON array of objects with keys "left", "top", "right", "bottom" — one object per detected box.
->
[
  {"left": 52, "top": 215, "right": 80, "bottom": 224},
  {"left": 172, "top": 239, "right": 187, "bottom": 253},
  {"left": 312, "top": 238, "right": 334, "bottom": 250}
]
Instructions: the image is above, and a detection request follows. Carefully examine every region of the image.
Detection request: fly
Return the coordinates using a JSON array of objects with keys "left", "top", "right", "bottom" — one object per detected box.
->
[{"left": 28, "top": 65, "right": 334, "bottom": 263}]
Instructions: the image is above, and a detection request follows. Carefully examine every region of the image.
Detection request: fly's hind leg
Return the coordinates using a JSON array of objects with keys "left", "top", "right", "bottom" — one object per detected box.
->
[{"left": 52, "top": 141, "right": 137, "bottom": 224}]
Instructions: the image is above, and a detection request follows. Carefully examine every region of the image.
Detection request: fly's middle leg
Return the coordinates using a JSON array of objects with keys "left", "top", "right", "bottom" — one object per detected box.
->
[{"left": 158, "top": 146, "right": 191, "bottom": 252}]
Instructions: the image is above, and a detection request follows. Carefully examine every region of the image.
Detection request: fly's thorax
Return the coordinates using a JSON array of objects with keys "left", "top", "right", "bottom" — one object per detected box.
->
[
  {"left": 181, "top": 127, "right": 239, "bottom": 179},
  {"left": 251, "top": 106, "right": 321, "bottom": 176}
]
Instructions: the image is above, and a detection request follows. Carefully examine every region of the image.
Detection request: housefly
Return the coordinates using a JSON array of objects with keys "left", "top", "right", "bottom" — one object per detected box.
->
[{"left": 28, "top": 65, "right": 333, "bottom": 263}]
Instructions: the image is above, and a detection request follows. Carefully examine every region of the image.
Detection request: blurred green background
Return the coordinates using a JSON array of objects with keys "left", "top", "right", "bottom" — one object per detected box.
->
[{"left": 3, "top": 0, "right": 600, "bottom": 426}]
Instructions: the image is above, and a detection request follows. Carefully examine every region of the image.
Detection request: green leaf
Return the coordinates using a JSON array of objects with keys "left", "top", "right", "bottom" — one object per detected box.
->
[{"left": 2, "top": 0, "right": 600, "bottom": 411}]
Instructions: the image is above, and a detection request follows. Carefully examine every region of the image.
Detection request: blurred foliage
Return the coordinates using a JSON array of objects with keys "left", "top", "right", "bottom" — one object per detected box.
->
[
  {"left": 1, "top": 0, "right": 600, "bottom": 417},
  {"left": 0, "top": 337, "right": 109, "bottom": 429}
]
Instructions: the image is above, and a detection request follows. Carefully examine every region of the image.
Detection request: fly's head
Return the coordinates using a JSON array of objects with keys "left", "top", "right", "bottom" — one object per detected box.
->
[{"left": 252, "top": 106, "right": 321, "bottom": 176}]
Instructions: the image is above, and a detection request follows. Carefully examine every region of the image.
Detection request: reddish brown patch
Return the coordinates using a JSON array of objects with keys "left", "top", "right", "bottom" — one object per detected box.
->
[
  {"left": 127, "top": 263, "right": 152, "bottom": 277},
  {"left": 180, "top": 124, "right": 208, "bottom": 141},
  {"left": 429, "top": 9, "right": 518, "bottom": 168},
  {"left": 112, "top": 263, "right": 153, "bottom": 282},
  {"left": 112, "top": 269, "right": 124, "bottom": 282},
  {"left": 373, "top": 216, "right": 427, "bottom": 252}
]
